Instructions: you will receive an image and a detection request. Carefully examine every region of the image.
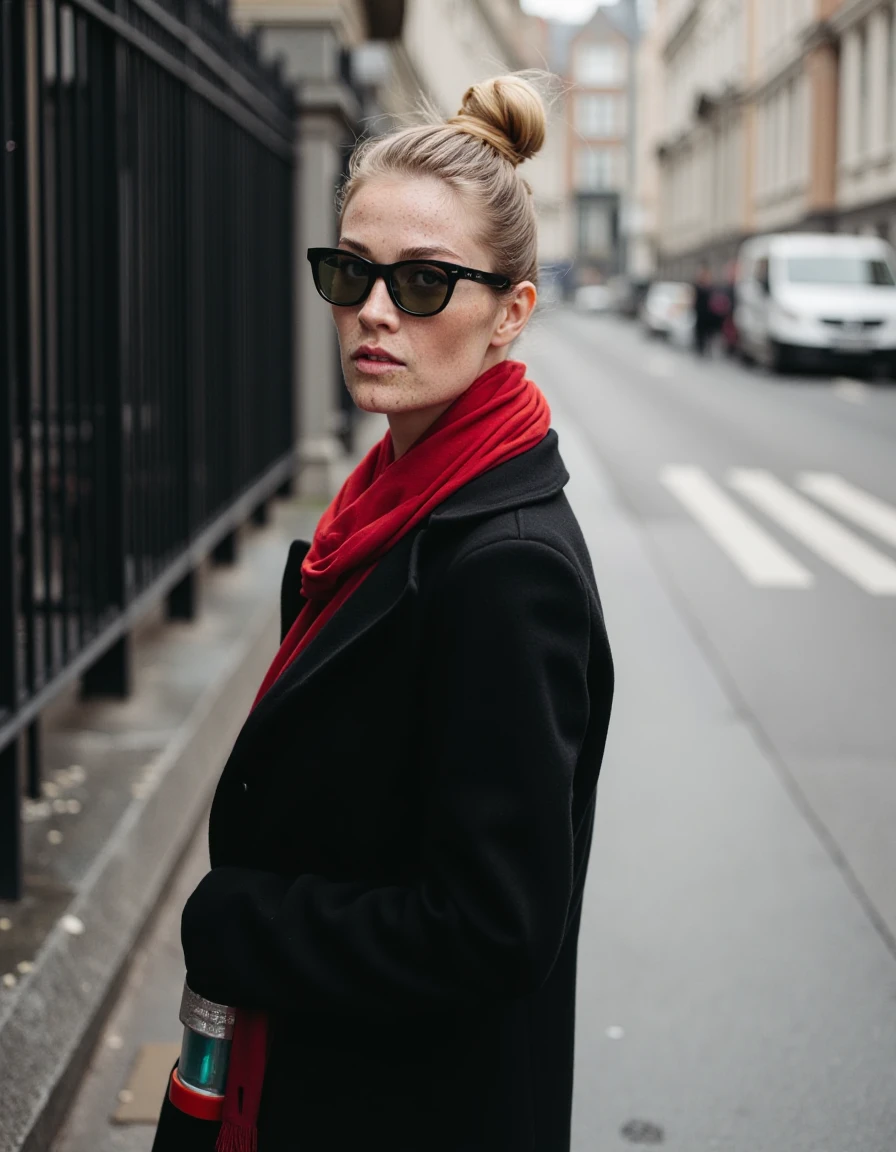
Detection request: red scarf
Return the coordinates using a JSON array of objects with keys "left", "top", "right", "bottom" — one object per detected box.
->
[{"left": 216, "top": 359, "right": 550, "bottom": 1152}]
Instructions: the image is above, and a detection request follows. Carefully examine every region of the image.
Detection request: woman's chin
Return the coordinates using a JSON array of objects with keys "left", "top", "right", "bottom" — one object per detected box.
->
[{"left": 347, "top": 381, "right": 410, "bottom": 415}]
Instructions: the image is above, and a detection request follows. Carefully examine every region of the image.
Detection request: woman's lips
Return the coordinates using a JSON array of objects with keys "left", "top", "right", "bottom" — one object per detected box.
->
[{"left": 353, "top": 356, "right": 406, "bottom": 376}]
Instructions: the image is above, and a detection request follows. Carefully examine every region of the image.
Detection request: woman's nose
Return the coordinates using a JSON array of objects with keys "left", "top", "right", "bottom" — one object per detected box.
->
[{"left": 357, "top": 276, "right": 399, "bottom": 328}]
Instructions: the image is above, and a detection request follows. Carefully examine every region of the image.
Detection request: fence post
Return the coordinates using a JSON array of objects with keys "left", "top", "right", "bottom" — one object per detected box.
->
[
  {"left": 81, "top": 3, "right": 130, "bottom": 700},
  {"left": 0, "top": 0, "right": 28, "bottom": 900},
  {"left": 81, "top": 634, "right": 133, "bottom": 698},
  {"left": 212, "top": 530, "right": 239, "bottom": 565},
  {"left": 167, "top": 569, "right": 199, "bottom": 620},
  {"left": 0, "top": 742, "right": 22, "bottom": 900}
]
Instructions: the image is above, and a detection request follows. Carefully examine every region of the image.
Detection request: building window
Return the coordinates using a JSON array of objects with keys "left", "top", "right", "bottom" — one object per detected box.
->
[
  {"left": 579, "top": 201, "right": 614, "bottom": 257},
  {"left": 576, "top": 148, "right": 614, "bottom": 191},
  {"left": 575, "top": 42, "right": 621, "bottom": 86},
  {"left": 575, "top": 94, "right": 619, "bottom": 137}
]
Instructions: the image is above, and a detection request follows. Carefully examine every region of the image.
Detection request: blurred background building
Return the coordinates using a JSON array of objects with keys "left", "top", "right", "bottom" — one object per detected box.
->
[
  {"left": 643, "top": 0, "right": 896, "bottom": 278},
  {"left": 628, "top": 2, "right": 661, "bottom": 280},
  {"left": 553, "top": 1, "right": 639, "bottom": 283}
]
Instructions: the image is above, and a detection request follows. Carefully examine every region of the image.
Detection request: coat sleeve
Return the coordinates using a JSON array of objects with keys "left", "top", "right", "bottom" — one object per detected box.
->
[{"left": 181, "top": 539, "right": 602, "bottom": 1014}]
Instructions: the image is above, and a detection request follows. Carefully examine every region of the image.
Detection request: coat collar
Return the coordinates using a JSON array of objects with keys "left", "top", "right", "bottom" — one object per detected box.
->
[
  {"left": 428, "top": 429, "right": 568, "bottom": 524},
  {"left": 244, "top": 431, "right": 567, "bottom": 726}
]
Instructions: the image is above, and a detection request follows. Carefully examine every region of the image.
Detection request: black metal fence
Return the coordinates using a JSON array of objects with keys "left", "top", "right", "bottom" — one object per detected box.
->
[{"left": 0, "top": 0, "right": 297, "bottom": 898}]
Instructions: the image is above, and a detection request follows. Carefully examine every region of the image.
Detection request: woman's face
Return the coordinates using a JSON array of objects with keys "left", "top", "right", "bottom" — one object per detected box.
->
[{"left": 333, "top": 175, "right": 535, "bottom": 456}]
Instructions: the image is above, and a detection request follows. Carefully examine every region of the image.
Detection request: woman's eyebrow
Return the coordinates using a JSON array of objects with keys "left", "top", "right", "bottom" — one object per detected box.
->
[
  {"left": 397, "top": 245, "right": 465, "bottom": 261},
  {"left": 337, "top": 238, "right": 373, "bottom": 256},
  {"left": 339, "top": 238, "right": 465, "bottom": 262}
]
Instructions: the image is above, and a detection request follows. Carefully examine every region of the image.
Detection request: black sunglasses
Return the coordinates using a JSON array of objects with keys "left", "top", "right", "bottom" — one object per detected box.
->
[{"left": 307, "top": 247, "right": 512, "bottom": 317}]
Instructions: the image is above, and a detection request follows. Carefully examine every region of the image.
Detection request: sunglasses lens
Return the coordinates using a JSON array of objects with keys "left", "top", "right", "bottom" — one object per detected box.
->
[
  {"left": 392, "top": 263, "right": 451, "bottom": 315},
  {"left": 317, "top": 253, "right": 370, "bottom": 305}
]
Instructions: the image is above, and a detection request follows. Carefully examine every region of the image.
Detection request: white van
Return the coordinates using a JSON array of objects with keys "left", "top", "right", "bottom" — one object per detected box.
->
[{"left": 735, "top": 232, "right": 896, "bottom": 373}]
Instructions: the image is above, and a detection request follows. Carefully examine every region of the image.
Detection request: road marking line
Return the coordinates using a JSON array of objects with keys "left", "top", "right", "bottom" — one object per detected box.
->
[
  {"left": 660, "top": 466, "right": 813, "bottom": 588},
  {"left": 832, "top": 378, "right": 867, "bottom": 404},
  {"left": 730, "top": 470, "right": 896, "bottom": 594},
  {"left": 798, "top": 473, "right": 896, "bottom": 550}
]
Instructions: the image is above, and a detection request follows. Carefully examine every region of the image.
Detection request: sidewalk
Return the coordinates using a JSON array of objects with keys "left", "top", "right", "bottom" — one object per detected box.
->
[{"left": 51, "top": 813, "right": 211, "bottom": 1152}]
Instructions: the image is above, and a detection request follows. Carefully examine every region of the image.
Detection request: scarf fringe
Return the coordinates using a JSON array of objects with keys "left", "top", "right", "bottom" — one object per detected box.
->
[{"left": 216, "top": 1119, "right": 258, "bottom": 1152}]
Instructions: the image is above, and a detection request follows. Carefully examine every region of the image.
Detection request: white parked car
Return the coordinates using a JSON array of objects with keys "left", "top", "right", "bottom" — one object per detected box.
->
[
  {"left": 735, "top": 232, "right": 896, "bottom": 373},
  {"left": 574, "top": 284, "right": 612, "bottom": 313},
  {"left": 640, "top": 281, "right": 695, "bottom": 343}
]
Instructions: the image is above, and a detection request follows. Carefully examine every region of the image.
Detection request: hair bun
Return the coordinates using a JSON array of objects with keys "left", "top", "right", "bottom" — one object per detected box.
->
[{"left": 448, "top": 75, "right": 546, "bottom": 167}]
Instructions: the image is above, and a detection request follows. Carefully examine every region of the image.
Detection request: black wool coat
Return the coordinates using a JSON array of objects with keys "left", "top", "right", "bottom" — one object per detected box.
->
[{"left": 152, "top": 430, "right": 614, "bottom": 1152}]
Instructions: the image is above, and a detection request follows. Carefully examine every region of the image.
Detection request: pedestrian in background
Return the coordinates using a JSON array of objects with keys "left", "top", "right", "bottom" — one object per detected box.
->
[
  {"left": 152, "top": 73, "right": 614, "bottom": 1152},
  {"left": 692, "top": 261, "right": 715, "bottom": 356}
]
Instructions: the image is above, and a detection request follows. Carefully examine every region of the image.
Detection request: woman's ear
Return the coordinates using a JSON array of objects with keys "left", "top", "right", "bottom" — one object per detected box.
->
[{"left": 490, "top": 282, "right": 538, "bottom": 349}]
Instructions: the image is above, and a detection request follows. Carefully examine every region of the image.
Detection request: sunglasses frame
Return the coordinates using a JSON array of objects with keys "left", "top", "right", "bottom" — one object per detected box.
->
[{"left": 307, "top": 247, "right": 512, "bottom": 317}]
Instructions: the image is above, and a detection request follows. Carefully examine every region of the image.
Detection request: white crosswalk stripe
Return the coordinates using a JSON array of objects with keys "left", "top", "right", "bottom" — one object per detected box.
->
[
  {"left": 729, "top": 470, "right": 896, "bottom": 595},
  {"left": 797, "top": 473, "right": 896, "bottom": 551},
  {"left": 660, "top": 466, "right": 813, "bottom": 588},
  {"left": 662, "top": 467, "right": 896, "bottom": 594}
]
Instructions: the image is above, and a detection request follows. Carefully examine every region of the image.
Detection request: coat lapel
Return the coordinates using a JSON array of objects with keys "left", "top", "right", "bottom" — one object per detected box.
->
[{"left": 244, "top": 528, "right": 422, "bottom": 733}]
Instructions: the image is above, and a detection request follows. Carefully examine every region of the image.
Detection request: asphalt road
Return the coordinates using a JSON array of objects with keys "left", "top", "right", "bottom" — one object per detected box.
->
[
  {"left": 522, "top": 310, "right": 896, "bottom": 1151},
  {"left": 53, "top": 313, "right": 896, "bottom": 1152}
]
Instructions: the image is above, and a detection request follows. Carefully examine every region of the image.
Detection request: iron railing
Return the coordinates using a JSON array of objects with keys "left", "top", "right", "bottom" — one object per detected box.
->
[{"left": 0, "top": 0, "right": 296, "bottom": 898}]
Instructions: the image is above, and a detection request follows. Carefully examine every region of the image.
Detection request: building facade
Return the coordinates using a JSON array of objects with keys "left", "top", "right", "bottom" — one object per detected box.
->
[
  {"left": 752, "top": 0, "right": 818, "bottom": 236},
  {"left": 629, "top": 6, "right": 662, "bottom": 276},
  {"left": 654, "top": 0, "right": 752, "bottom": 274},
  {"left": 564, "top": 7, "right": 637, "bottom": 280},
  {"left": 834, "top": 0, "right": 896, "bottom": 241},
  {"left": 647, "top": 0, "right": 896, "bottom": 275}
]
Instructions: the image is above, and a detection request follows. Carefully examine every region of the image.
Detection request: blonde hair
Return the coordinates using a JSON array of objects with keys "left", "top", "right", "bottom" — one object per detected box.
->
[{"left": 338, "top": 74, "right": 547, "bottom": 287}]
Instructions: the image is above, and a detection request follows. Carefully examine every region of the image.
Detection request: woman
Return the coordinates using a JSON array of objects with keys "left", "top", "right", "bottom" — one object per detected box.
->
[{"left": 153, "top": 74, "right": 614, "bottom": 1152}]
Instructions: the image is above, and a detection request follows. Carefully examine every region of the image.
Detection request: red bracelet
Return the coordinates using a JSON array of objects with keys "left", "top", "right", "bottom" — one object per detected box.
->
[{"left": 168, "top": 1067, "right": 225, "bottom": 1122}]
